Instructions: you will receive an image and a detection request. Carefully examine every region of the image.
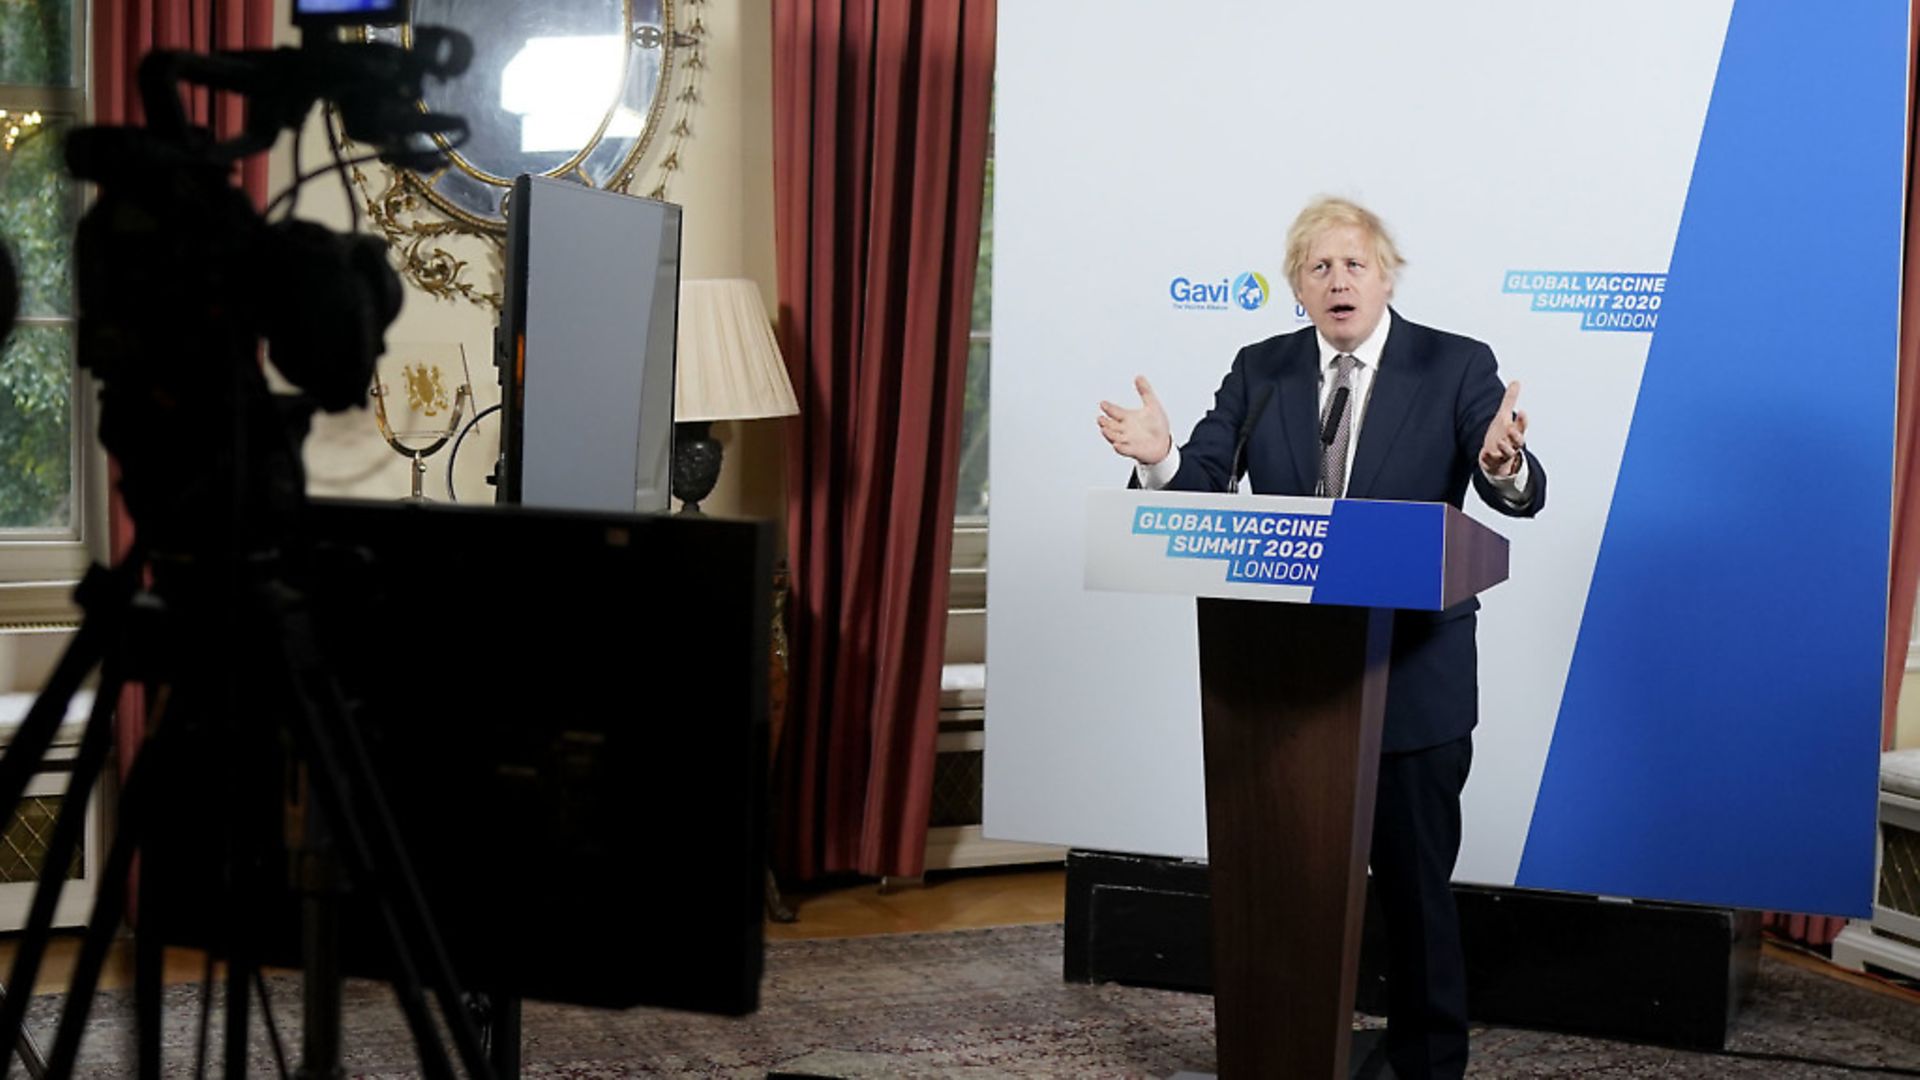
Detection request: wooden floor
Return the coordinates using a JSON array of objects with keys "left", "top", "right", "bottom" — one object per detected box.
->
[
  {"left": 1762, "top": 936, "right": 1920, "bottom": 1006},
  {"left": 761, "top": 867, "right": 1920, "bottom": 1014},
  {"left": 0, "top": 866, "right": 1069, "bottom": 998},
  {"left": 770, "top": 871, "right": 1919, "bottom": 1006},
  {"left": 766, "top": 864, "right": 1066, "bottom": 941},
  {"left": 5, "top": 865, "right": 1916, "bottom": 1016},
  {"left": 0, "top": 936, "right": 208, "bottom": 995}
]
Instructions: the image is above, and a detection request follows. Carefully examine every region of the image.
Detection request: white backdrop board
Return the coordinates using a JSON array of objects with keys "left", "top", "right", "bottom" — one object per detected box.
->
[{"left": 983, "top": 1, "right": 1906, "bottom": 915}]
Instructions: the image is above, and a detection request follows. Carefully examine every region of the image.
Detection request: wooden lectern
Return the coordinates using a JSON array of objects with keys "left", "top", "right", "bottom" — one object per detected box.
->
[{"left": 1086, "top": 490, "right": 1511, "bottom": 1079}]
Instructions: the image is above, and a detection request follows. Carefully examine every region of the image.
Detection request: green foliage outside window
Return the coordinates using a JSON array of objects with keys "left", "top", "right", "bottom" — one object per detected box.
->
[
  {"left": 1, "top": 123, "right": 72, "bottom": 316},
  {"left": 1, "top": 112, "right": 75, "bottom": 529},
  {"left": 954, "top": 142, "right": 991, "bottom": 519},
  {"left": 969, "top": 155, "right": 992, "bottom": 334},
  {"left": 0, "top": 325, "right": 72, "bottom": 527},
  {"left": 0, "top": 0, "right": 74, "bottom": 87}
]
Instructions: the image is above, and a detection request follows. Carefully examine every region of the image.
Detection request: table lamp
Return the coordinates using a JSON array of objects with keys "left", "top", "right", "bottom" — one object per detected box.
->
[{"left": 673, "top": 279, "right": 799, "bottom": 514}]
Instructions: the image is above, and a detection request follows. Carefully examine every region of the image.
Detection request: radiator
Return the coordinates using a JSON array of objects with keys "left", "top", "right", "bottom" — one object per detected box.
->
[
  {"left": 1832, "top": 749, "right": 1920, "bottom": 981},
  {"left": 0, "top": 686, "right": 103, "bottom": 931}
]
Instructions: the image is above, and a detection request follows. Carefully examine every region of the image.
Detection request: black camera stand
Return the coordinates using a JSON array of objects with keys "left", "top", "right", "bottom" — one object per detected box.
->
[{"left": 0, "top": 549, "right": 500, "bottom": 1080}]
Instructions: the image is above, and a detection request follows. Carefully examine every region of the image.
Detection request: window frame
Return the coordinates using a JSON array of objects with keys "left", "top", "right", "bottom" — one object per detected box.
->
[{"left": 1, "top": 0, "right": 104, "bottom": 625}]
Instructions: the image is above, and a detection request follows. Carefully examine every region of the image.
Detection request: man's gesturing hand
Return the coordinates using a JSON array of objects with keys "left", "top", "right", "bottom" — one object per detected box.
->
[
  {"left": 1479, "top": 381, "right": 1528, "bottom": 477},
  {"left": 1098, "top": 375, "right": 1173, "bottom": 466}
]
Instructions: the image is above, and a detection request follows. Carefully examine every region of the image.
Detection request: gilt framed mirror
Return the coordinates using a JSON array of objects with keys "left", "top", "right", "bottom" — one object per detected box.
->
[{"left": 335, "top": 0, "right": 698, "bottom": 308}]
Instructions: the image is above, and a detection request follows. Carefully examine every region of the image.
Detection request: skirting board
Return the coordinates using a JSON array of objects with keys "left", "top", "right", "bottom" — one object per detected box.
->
[
  {"left": 1063, "top": 849, "right": 1761, "bottom": 1051},
  {"left": 1832, "top": 922, "right": 1920, "bottom": 982},
  {"left": 924, "top": 824, "right": 1066, "bottom": 871}
]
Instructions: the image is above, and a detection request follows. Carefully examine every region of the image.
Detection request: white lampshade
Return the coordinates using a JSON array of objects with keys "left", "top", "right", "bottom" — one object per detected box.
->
[{"left": 674, "top": 279, "right": 800, "bottom": 423}]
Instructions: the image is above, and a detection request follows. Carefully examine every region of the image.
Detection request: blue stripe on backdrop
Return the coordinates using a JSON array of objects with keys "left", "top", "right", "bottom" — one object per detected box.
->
[{"left": 1513, "top": 0, "right": 1903, "bottom": 915}]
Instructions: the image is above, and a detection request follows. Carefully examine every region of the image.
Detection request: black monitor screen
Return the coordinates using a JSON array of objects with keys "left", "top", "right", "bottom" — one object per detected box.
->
[{"left": 139, "top": 499, "right": 770, "bottom": 1015}]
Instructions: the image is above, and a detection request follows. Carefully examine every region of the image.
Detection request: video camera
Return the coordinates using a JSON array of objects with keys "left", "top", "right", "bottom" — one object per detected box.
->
[
  {"left": 0, "top": 8, "right": 499, "bottom": 1076},
  {"left": 1, "top": 7, "right": 768, "bottom": 1074},
  {"left": 62, "top": 0, "right": 469, "bottom": 558}
]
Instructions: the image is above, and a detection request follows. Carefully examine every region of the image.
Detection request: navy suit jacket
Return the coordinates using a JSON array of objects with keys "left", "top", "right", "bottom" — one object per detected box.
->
[{"left": 1160, "top": 309, "right": 1545, "bottom": 751}]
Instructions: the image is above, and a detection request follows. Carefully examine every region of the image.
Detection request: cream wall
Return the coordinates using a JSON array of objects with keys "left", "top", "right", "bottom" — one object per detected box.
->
[{"left": 265, "top": 0, "right": 784, "bottom": 525}]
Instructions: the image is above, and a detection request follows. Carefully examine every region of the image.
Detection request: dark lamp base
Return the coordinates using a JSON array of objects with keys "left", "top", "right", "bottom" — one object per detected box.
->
[{"left": 672, "top": 420, "right": 722, "bottom": 514}]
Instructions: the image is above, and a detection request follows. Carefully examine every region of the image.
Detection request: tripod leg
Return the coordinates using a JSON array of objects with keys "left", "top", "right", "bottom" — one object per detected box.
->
[
  {"left": 0, "top": 562, "right": 135, "bottom": 834},
  {"left": 212, "top": 687, "right": 258, "bottom": 1080},
  {"left": 224, "top": 947, "right": 250, "bottom": 1078},
  {"left": 319, "top": 686, "right": 498, "bottom": 1076},
  {"left": 265, "top": 667, "right": 469, "bottom": 1080},
  {"left": 0, "top": 660, "right": 126, "bottom": 1080},
  {"left": 486, "top": 994, "right": 519, "bottom": 1080},
  {"left": 251, "top": 969, "right": 290, "bottom": 1078},
  {"left": 286, "top": 764, "right": 462, "bottom": 1080},
  {"left": 294, "top": 790, "right": 344, "bottom": 1080},
  {"left": 131, "top": 697, "right": 173, "bottom": 1080},
  {"left": 463, "top": 993, "right": 520, "bottom": 1080},
  {"left": 0, "top": 1003, "right": 46, "bottom": 1080},
  {"left": 41, "top": 729, "right": 165, "bottom": 1079},
  {"left": 194, "top": 953, "right": 216, "bottom": 1076},
  {"left": 134, "top": 910, "right": 162, "bottom": 1080}
]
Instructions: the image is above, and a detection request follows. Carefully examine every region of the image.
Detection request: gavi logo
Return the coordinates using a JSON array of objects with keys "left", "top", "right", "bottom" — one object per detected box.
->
[
  {"left": 1170, "top": 271, "right": 1271, "bottom": 312},
  {"left": 1232, "top": 271, "right": 1269, "bottom": 311}
]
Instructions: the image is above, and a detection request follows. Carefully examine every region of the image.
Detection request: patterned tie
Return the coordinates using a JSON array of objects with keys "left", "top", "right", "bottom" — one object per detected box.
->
[{"left": 1319, "top": 354, "right": 1359, "bottom": 498}]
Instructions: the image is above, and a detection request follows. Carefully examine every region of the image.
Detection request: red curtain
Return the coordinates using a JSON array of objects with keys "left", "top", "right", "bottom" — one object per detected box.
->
[
  {"left": 94, "top": 0, "right": 273, "bottom": 197},
  {"left": 96, "top": 0, "right": 276, "bottom": 773},
  {"left": 1887, "top": 0, "right": 1920, "bottom": 754},
  {"left": 770, "top": 0, "right": 996, "bottom": 880},
  {"left": 1761, "top": 911, "right": 1845, "bottom": 949}
]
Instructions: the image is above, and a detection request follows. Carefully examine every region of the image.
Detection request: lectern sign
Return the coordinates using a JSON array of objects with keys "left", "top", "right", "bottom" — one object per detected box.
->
[
  {"left": 1087, "top": 489, "right": 1507, "bottom": 611},
  {"left": 1130, "top": 506, "right": 1329, "bottom": 585}
]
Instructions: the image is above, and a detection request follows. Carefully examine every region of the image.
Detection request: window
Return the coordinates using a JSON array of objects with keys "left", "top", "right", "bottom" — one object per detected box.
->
[
  {"left": 2, "top": 0, "right": 98, "bottom": 622},
  {"left": 946, "top": 97, "right": 990, "bottom": 654},
  {"left": 954, "top": 125, "right": 991, "bottom": 522}
]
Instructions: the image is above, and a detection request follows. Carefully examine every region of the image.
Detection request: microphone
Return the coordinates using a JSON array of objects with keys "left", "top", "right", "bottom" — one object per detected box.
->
[
  {"left": 1314, "top": 385, "right": 1351, "bottom": 497},
  {"left": 1227, "top": 383, "right": 1276, "bottom": 494}
]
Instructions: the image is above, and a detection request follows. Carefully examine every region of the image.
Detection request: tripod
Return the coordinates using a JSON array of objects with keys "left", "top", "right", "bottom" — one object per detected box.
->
[
  {"left": 0, "top": 543, "right": 502, "bottom": 1079},
  {"left": 0, "top": 14, "right": 502, "bottom": 1072}
]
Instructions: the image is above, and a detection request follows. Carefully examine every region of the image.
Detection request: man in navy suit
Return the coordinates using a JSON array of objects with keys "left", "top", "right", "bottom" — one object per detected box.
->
[{"left": 1097, "top": 197, "right": 1543, "bottom": 1080}]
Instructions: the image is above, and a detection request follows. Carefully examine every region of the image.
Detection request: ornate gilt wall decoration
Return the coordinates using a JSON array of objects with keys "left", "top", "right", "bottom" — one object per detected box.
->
[{"left": 334, "top": 0, "right": 708, "bottom": 310}]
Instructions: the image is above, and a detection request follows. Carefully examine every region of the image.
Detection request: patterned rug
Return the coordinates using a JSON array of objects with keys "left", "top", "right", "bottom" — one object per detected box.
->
[{"left": 19, "top": 923, "right": 1920, "bottom": 1077}]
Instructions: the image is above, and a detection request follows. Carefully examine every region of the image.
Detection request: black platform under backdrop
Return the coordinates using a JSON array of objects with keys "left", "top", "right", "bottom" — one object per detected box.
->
[{"left": 1063, "top": 849, "right": 1761, "bottom": 1051}]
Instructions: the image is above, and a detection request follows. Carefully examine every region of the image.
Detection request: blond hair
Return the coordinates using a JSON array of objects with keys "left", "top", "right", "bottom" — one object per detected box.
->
[{"left": 1284, "top": 197, "right": 1405, "bottom": 296}]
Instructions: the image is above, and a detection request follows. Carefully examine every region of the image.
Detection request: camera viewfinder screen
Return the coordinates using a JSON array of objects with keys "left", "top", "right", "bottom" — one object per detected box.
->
[{"left": 294, "top": 0, "right": 404, "bottom": 22}]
